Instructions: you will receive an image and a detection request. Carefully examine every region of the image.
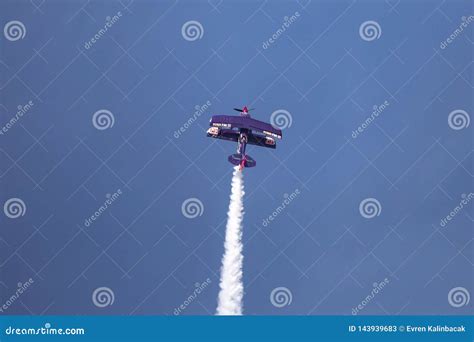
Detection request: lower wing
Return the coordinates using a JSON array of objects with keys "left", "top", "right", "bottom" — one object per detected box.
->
[
  {"left": 206, "top": 128, "right": 239, "bottom": 142},
  {"left": 247, "top": 134, "right": 276, "bottom": 149}
]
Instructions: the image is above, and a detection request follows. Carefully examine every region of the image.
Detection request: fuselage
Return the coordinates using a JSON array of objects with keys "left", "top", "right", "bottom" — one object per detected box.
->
[
  {"left": 237, "top": 131, "right": 248, "bottom": 170},
  {"left": 206, "top": 106, "right": 282, "bottom": 170}
]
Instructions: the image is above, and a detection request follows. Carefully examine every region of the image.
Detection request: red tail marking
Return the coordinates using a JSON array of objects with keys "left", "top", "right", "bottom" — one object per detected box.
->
[{"left": 239, "top": 155, "right": 246, "bottom": 171}]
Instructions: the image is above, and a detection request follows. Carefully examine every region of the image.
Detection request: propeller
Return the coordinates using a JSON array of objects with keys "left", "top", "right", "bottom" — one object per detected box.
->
[{"left": 233, "top": 107, "right": 255, "bottom": 112}]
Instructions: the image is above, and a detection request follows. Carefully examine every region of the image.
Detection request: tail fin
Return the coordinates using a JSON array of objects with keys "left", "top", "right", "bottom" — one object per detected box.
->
[{"left": 228, "top": 154, "right": 256, "bottom": 168}]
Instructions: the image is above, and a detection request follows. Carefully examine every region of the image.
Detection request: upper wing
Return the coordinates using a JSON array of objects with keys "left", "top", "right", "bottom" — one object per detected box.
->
[{"left": 210, "top": 115, "right": 282, "bottom": 139}]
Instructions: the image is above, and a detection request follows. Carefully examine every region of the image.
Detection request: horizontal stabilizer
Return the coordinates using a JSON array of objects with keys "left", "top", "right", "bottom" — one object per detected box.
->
[
  {"left": 244, "top": 155, "right": 256, "bottom": 168},
  {"left": 228, "top": 153, "right": 242, "bottom": 166},
  {"left": 228, "top": 154, "right": 256, "bottom": 168}
]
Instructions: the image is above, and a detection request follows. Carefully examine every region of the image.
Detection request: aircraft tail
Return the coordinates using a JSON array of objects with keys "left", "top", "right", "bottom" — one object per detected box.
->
[{"left": 228, "top": 154, "right": 256, "bottom": 168}]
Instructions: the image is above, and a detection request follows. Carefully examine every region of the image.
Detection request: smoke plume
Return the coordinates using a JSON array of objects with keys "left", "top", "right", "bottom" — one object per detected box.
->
[{"left": 216, "top": 166, "right": 245, "bottom": 315}]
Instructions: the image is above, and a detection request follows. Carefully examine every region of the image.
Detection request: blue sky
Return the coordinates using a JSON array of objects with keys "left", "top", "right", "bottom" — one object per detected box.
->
[{"left": 0, "top": 0, "right": 472, "bottom": 315}]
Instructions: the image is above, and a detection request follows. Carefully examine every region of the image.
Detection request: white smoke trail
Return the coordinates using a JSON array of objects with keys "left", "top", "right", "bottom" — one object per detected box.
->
[{"left": 216, "top": 166, "right": 245, "bottom": 315}]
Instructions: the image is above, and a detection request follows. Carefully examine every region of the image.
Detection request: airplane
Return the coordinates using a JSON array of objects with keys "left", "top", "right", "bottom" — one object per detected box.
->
[{"left": 206, "top": 106, "right": 282, "bottom": 170}]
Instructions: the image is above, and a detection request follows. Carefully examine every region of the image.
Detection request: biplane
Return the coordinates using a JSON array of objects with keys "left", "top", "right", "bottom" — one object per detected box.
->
[{"left": 206, "top": 106, "right": 282, "bottom": 170}]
